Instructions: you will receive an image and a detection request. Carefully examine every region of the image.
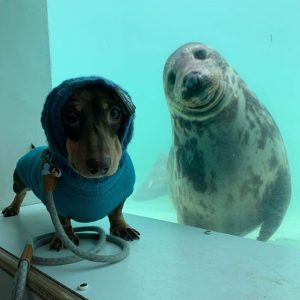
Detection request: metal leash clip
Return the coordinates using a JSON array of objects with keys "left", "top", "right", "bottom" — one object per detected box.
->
[{"left": 41, "top": 149, "right": 61, "bottom": 192}]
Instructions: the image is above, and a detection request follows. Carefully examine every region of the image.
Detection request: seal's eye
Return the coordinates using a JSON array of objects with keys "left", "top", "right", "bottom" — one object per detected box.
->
[
  {"left": 110, "top": 107, "right": 121, "bottom": 122},
  {"left": 168, "top": 72, "right": 176, "bottom": 85},
  {"left": 194, "top": 49, "right": 207, "bottom": 60},
  {"left": 63, "top": 111, "right": 80, "bottom": 127}
]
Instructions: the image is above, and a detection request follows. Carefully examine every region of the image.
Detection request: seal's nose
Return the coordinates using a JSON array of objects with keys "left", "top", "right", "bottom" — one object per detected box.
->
[
  {"left": 86, "top": 157, "right": 111, "bottom": 175},
  {"left": 182, "top": 72, "right": 202, "bottom": 100}
]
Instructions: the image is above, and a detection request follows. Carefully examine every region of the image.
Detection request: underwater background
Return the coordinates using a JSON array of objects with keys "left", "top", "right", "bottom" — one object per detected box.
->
[{"left": 47, "top": 0, "right": 299, "bottom": 248}]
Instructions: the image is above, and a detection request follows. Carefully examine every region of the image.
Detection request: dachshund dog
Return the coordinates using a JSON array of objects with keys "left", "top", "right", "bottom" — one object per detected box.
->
[{"left": 2, "top": 77, "right": 140, "bottom": 250}]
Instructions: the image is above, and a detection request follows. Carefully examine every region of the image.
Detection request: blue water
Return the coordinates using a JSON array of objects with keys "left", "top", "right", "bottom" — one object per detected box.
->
[{"left": 47, "top": 0, "right": 300, "bottom": 248}]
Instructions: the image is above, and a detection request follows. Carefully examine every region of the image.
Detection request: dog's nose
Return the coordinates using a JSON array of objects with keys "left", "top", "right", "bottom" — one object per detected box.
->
[{"left": 86, "top": 157, "right": 111, "bottom": 175}]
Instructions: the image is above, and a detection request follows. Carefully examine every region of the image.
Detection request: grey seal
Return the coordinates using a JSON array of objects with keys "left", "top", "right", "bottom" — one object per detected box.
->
[{"left": 163, "top": 42, "right": 291, "bottom": 241}]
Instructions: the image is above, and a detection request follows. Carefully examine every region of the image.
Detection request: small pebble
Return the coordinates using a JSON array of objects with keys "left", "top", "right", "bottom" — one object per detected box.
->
[
  {"left": 204, "top": 230, "right": 212, "bottom": 235},
  {"left": 77, "top": 283, "right": 88, "bottom": 291}
]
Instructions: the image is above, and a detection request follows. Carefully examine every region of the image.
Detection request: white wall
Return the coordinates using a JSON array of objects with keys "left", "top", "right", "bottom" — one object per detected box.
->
[{"left": 0, "top": 0, "right": 51, "bottom": 208}]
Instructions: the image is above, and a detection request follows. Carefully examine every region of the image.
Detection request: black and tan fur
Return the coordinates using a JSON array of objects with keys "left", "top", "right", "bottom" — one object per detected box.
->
[{"left": 2, "top": 85, "right": 139, "bottom": 250}]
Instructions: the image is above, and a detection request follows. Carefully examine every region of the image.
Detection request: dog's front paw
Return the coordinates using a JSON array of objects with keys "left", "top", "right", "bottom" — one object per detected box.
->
[
  {"left": 110, "top": 225, "right": 140, "bottom": 241},
  {"left": 1, "top": 205, "right": 19, "bottom": 217},
  {"left": 49, "top": 236, "right": 64, "bottom": 251},
  {"left": 49, "top": 233, "right": 80, "bottom": 251}
]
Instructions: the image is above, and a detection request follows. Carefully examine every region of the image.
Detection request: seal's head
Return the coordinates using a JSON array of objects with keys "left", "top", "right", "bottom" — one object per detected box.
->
[
  {"left": 163, "top": 43, "right": 228, "bottom": 116},
  {"left": 41, "top": 76, "right": 135, "bottom": 178}
]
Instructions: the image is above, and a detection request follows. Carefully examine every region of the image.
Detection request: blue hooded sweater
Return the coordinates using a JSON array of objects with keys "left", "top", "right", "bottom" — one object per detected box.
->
[{"left": 16, "top": 77, "right": 136, "bottom": 222}]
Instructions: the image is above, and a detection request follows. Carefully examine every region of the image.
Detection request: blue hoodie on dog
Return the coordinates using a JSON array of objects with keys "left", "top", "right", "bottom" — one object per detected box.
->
[{"left": 15, "top": 77, "right": 136, "bottom": 222}]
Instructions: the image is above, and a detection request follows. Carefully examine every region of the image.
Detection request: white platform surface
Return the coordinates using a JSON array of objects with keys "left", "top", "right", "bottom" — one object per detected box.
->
[{"left": 0, "top": 203, "right": 299, "bottom": 300}]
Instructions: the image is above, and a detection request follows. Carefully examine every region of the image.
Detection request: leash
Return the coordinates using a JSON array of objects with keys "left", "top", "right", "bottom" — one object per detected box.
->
[{"left": 11, "top": 150, "right": 130, "bottom": 300}]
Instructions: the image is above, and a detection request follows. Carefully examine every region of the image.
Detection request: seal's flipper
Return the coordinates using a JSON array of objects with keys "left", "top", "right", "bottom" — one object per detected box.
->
[
  {"left": 133, "top": 153, "right": 168, "bottom": 201},
  {"left": 257, "top": 168, "right": 291, "bottom": 241}
]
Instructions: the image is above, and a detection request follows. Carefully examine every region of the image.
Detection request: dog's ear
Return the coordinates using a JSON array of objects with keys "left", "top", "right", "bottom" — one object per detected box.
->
[
  {"left": 113, "top": 87, "right": 135, "bottom": 116},
  {"left": 120, "top": 114, "right": 134, "bottom": 150},
  {"left": 111, "top": 86, "right": 135, "bottom": 151}
]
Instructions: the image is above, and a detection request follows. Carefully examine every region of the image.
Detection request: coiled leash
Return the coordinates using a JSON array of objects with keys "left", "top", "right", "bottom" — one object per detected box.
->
[{"left": 11, "top": 150, "right": 130, "bottom": 300}]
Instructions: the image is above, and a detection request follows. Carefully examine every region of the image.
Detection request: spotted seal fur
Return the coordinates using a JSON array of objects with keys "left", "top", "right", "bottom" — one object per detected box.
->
[{"left": 163, "top": 42, "right": 291, "bottom": 241}]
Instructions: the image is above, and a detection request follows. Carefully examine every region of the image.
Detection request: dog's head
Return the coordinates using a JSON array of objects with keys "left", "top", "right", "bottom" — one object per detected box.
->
[{"left": 41, "top": 77, "right": 135, "bottom": 178}]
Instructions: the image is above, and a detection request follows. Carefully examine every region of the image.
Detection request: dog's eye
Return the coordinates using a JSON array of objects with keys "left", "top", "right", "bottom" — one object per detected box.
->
[
  {"left": 110, "top": 107, "right": 121, "bottom": 121},
  {"left": 63, "top": 111, "right": 80, "bottom": 126}
]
